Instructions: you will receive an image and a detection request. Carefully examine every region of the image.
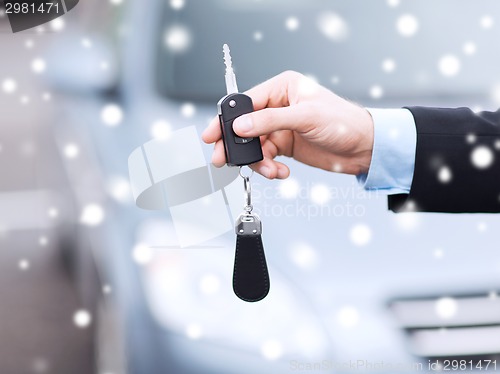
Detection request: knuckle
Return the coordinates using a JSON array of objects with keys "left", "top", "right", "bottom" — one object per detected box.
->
[{"left": 281, "top": 70, "right": 302, "bottom": 81}]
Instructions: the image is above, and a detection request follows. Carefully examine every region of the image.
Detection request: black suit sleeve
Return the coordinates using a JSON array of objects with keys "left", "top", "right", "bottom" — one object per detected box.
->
[{"left": 388, "top": 106, "right": 500, "bottom": 213}]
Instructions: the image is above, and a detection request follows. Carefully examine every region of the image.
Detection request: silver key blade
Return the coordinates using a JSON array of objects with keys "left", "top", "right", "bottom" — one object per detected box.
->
[{"left": 223, "top": 44, "right": 239, "bottom": 95}]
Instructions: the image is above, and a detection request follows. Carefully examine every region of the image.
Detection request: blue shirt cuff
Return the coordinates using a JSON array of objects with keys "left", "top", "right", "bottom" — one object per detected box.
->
[{"left": 357, "top": 108, "right": 417, "bottom": 195}]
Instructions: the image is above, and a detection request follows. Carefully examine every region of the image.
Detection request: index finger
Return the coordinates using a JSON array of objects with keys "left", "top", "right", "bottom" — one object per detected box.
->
[{"left": 201, "top": 115, "right": 221, "bottom": 144}]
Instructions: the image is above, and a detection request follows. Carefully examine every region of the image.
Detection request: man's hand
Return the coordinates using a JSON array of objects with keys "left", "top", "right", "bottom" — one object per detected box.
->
[{"left": 202, "top": 71, "right": 374, "bottom": 179}]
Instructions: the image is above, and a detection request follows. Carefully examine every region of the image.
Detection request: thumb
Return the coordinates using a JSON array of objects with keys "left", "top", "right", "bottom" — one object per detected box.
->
[{"left": 233, "top": 106, "right": 310, "bottom": 137}]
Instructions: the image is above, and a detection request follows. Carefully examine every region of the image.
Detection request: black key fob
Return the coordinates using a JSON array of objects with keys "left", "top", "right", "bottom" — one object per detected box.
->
[{"left": 217, "top": 93, "right": 264, "bottom": 167}]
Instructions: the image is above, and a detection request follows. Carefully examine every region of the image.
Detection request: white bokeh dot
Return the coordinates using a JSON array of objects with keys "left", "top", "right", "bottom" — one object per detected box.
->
[
  {"left": 102, "top": 284, "right": 112, "bottom": 294},
  {"left": 47, "top": 207, "right": 59, "bottom": 219},
  {"left": 463, "top": 42, "right": 476, "bottom": 55},
  {"left": 337, "top": 306, "right": 359, "bottom": 328},
  {"left": 396, "top": 14, "right": 419, "bottom": 37},
  {"left": 369, "top": 85, "right": 384, "bottom": 99},
  {"left": 25, "top": 39, "right": 34, "bottom": 49},
  {"left": 439, "top": 55, "right": 461, "bottom": 77},
  {"left": 290, "top": 243, "right": 318, "bottom": 270},
  {"left": 49, "top": 18, "right": 65, "bottom": 31},
  {"left": 199, "top": 274, "right": 220, "bottom": 295},
  {"left": 382, "top": 58, "right": 396, "bottom": 73},
  {"left": 170, "top": 0, "right": 185, "bottom": 10},
  {"left": 310, "top": 184, "right": 331, "bottom": 205},
  {"left": 480, "top": 15, "right": 494, "bottom": 29},
  {"left": 350, "top": 224, "right": 372, "bottom": 246},
  {"left": 80, "top": 204, "right": 105, "bottom": 226},
  {"left": 106, "top": 176, "right": 132, "bottom": 204},
  {"left": 387, "top": 0, "right": 400, "bottom": 7},
  {"left": 471, "top": 145, "right": 494, "bottom": 169},
  {"left": 164, "top": 25, "right": 191, "bottom": 53},
  {"left": 466, "top": 133, "right": 477, "bottom": 144},
  {"left": 81, "top": 37, "right": 93, "bottom": 48},
  {"left": 278, "top": 178, "right": 300, "bottom": 199},
  {"left": 39, "top": 236, "right": 48, "bottom": 246},
  {"left": 181, "top": 102, "right": 196, "bottom": 118},
  {"left": 19, "top": 259, "right": 30, "bottom": 271},
  {"left": 253, "top": 31, "right": 263, "bottom": 41},
  {"left": 73, "top": 309, "right": 92, "bottom": 328},
  {"left": 260, "top": 340, "right": 283, "bottom": 360},
  {"left": 285, "top": 16, "right": 300, "bottom": 31},
  {"left": 132, "top": 243, "right": 153, "bottom": 265},
  {"left": 477, "top": 221, "right": 488, "bottom": 232},
  {"left": 186, "top": 323, "right": 203, "bottom": 340},
  {"left": 101, "top": 104, "right": 123, "bottom": 126},
  {"left": 31, "top": 58, "right": 46, "bottom": 74},
  {"left": 317, "top": 12, "right": 349, "bottom": 42},
  {"left": 151, "top": 120, "right": 172, "bottom": 140},
  {"left": 438, "top": 166, "right": 452, "bottom": 183},
  {"left": 110, "top": 0, "right": 123, "bottom": 4},
  {"left": 2, "top": 78, "right": 17, "bottom": 94},
  {"left": 63, "top": 143, "right": 79, "bottom": 159},
  {"left": 435, "top": 297, "right": 457, "bottom": 319},
  {"left": 495, "top": 140, "right": 500, "bottom": 150},
  {"left": 434, "top": 248, "right": 444, "bottom": 259}
]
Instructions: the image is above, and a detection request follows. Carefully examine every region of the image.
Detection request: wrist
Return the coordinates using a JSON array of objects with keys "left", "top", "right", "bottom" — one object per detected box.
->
[{"left": 354, "top": 107, "right": 374, "bottom": 175}]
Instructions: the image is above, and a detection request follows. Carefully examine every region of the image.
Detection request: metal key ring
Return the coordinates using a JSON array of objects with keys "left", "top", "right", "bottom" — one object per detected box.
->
[
  {"left": 243, "top": 176, "right": 252, "bottom": 209},
  {"left": 239, "top": 166, "right": 254, "bottom": 179}
]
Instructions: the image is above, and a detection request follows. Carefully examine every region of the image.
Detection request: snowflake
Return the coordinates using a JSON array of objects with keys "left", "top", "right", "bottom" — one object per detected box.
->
[
  {"left": 337, "top": 306, "right": 359, "bottom": 328},
  {"left": 19, "top": 259, "right": 30, "bottom": 270},
  {"left": 310, "top": 184, "right": 331, "bottom": 205},
  {"left": 49, "top": 18, "right": 65, "bottom": 31},
  {"left": 382, "top": 58, "right": 396, "bottom": 73},
  {"left": 185, "top": 323, "right": 203, "bottom": 340},
  {"left": 285, "top": 16, "right": 300, "bottom": 31},
  {"left": 170, "top": 0, "right": 185, "bottom": 10},
  {"left": 31, "top": 58, "right": 46, "bottom": 74},
  {"left": 132, "top": 243, "right": 153, "bottom": 265},
  {"left": 63, "top": 143, "right": 79, "bottom": 159},
  {"left": 290, "top": 242, "right": 318, "bottom": 270},
  {"left": 471, "top": 145, "right": 494, "bottom": 169},
  {"left": 480, "top": 15, "right": 494, "bottom": 29},
  {"left": 180, "top": 102, "right": 196, "bottom": 118},
  {"left": 369, "top": 85, "right": 384, "bottom": 99},
  {"left": 349, "top": 223, "right": 372, "bottom": 246},
  {"left": 80, "top": 204, "right": 105, "bottom": 226},
  {"left": 437, "top": 166, "right": 452, "bottom": 183},
  {"left": 466, "top": 133, "right": 476, "bottom": 144},
  {"left": 463, "top": 42, "right": 476, "bottom": 55},
  {"left": 433, "top": 248, "right": 444, "bottom": 259},
  {"left": 151, "top": 119, "right": 172, "bottom": 140},
  {"left": 73, "top": 309, "right": 92, "bottom": 328},
  {"left": 199, "top": 273, "right": 220, "bottom": 295},
  {"left": 101, "top": 104, "right": 123, "bottom": 126},
  {"left": 253, "top": 31, "right": 263, "bottom": 41},
  {"left": 438, "top": 55, "right": 461, "bottom": 77},
  {"left": 39, "top": 236, "right": 48, "bottom": 246},
  {"left": 261, "top": 339, "right": 283, "bottom": 360},
  {"left": 47, "top": 207, "right": 59, "bottom": 218},
  {"left": 435, "top": 297, "right": 457, "bottom": 319},
  {"left": 164, "top": 25, "right": 191, "bottom": 53},
  {"left": 81, "top": 37, "right": 93, "bottom": 48},
  {"left": 396, "top": 14, "right": 419, "bottom": 37},
  {"left": 278, "top": 178, "right": 300, "bottom": 199},
  {"left": 317, "top": 11, "right": 349, "bottom": 42}
]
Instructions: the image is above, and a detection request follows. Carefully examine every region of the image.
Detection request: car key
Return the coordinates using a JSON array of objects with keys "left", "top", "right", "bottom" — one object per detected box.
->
[{"left": 217, "top": 44, "right": 264, "bottom": 166}]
